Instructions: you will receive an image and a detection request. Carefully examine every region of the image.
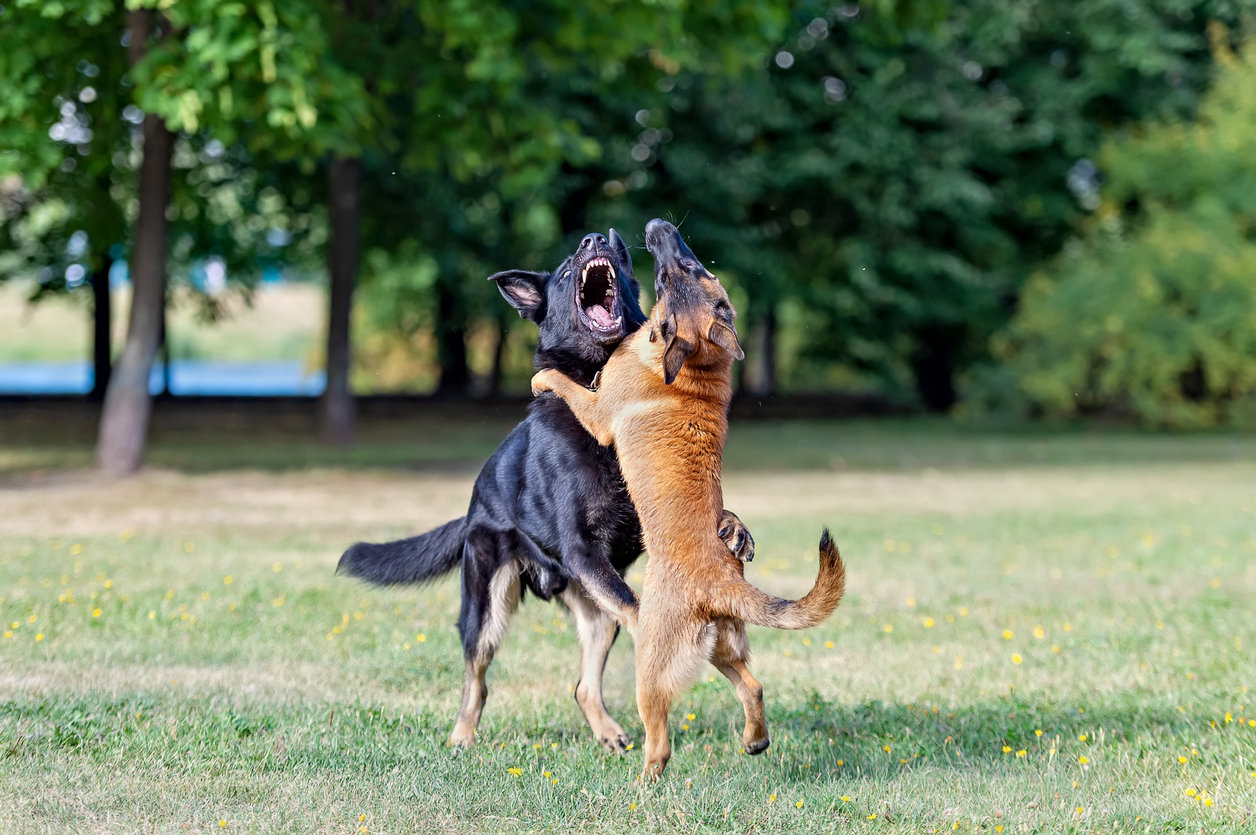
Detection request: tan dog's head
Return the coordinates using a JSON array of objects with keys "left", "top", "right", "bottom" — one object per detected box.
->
[{"left": 644, "top": 218, "right": 743, "bottom": 384}]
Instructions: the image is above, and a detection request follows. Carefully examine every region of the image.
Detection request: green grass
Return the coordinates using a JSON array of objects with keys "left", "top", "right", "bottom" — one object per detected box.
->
[{"left": 1, "top": 415, "right": 1255, "bottom": 833}]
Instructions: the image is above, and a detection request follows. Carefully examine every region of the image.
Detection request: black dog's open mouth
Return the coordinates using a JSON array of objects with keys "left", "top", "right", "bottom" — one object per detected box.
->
[{"left": 577, "top": 256, "right": 622, "bottom": 337}]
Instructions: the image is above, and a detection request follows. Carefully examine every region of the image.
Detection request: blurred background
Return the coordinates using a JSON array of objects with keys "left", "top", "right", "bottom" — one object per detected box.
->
[{"left": 3, "top": 0, "right": 1255, "bottom": 471}]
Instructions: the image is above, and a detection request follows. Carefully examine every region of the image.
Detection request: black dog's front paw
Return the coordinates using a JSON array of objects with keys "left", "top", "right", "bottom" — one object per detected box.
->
[{"left": 717, "top": 510, "right": 755, "bottom": 562}]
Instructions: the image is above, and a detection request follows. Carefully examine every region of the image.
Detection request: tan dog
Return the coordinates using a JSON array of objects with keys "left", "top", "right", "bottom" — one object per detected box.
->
[{"left": 532, "top": 219, "right": 845, "bottom": 779}]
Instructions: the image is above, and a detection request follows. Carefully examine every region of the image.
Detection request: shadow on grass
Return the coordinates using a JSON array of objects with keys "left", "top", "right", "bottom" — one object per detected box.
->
[{"left": 1, "top": 689, "right": 1232, "bottom": 780}]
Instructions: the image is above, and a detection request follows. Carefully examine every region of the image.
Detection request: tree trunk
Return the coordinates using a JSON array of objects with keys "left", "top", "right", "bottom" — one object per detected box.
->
[
  {"left": 159, "top": 303, "right": 171, "bottom": 396},
  {"left": 90, "top": 252, "right": 113, "bottom": 400},
  {"left": 436, "top": 282, "right": 469, "bottom": 395},
  {"left": 95, "top": 9, "right": 172, "bottom": 474},
  {"left": 487, "top": 321, "right": 506, "bottom": 397},
  {"left": 742, "top": 307, "right": 776, "bottom": 397},
  {"left": 910, "top": 325, "right": 959, "bottom": 413},
  {"left": 318, "top": 155, "right": 360, "bottom": 446}
]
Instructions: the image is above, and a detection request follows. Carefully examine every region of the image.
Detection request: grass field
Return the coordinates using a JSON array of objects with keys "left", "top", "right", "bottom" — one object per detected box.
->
[{"left": 2, "top": 412, "right": 1255, "bottom": 833}]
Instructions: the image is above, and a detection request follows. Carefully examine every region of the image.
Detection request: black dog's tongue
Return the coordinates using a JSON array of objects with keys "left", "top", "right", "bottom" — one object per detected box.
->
[{"left": 586, "top": 304, "right": 614, "bottom": 328}]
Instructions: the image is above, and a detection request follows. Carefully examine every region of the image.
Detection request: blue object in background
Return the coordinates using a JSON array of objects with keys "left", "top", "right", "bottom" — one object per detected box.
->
[{"left": 0, "top": 361, "right": 326, "bottom": 396}]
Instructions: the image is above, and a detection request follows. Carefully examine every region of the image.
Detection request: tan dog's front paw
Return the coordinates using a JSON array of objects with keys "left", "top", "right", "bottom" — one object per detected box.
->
[
  {"left": 531, "top": 369, "right": 560, "bottom": 396},
  {"left": 718, "top": 510, "right": 756, "bottom": 562}
]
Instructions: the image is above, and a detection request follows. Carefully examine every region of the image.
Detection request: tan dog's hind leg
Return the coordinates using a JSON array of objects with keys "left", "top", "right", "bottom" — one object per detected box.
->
[
  {"left": 712, "top": 618, "right": 770, "bottom": 755},
  {"left": 634, "top": 603, "right": 716, "bottom": 780},
  {"left": 531, "top": 369, "right": 615, "bottom": 446},
  {"left": 448, "top": 560, "right": 521, "bottom": 748},
  {"left": 562, "top": 582, "right": 632, "bottom": 753}
]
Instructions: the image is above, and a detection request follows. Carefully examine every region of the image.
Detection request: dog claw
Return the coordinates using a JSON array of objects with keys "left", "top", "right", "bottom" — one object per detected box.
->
[
  {"left": 602, "top": 733, "right": 632, "bottom": 754},
  {"left": 718, "top": 510, "right": 755, "bottom": 562}
]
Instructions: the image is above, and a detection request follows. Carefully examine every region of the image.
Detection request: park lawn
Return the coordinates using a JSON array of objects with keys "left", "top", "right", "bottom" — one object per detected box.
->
[{"left": 1, "top": 418, "right": 1255, "bottom": 833}]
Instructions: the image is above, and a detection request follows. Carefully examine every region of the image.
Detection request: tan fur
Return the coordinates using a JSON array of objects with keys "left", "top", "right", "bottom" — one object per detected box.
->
[{"left": 532, "top": 257, "right": 845, "bottom": 779}]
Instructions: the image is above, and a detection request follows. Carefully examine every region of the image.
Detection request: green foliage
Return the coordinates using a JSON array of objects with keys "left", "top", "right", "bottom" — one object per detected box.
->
[
  {"left": 573, "top": 0, "right": 1252, "bottom": 404},
  {"left": 994, "top": 36, "right": 1256, "bottom": 428},
  {"left": 0, "top": 0, "right": 339, "bottom": 313}
]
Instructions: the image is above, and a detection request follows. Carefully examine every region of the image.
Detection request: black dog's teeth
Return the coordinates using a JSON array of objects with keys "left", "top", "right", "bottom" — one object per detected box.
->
[{"left": 579, "top": 257, "right": 621, "bottom": 331}]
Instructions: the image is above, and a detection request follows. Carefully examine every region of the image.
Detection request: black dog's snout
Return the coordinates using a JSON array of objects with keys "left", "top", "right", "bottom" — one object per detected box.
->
[{"left": 580, "top": 233, "right": 607, "bottom": 250}]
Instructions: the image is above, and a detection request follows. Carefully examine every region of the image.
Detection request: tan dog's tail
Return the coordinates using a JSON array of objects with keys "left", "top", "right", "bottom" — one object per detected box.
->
[{"left": 718, "top": 529, "right": 845, "bottom": 630}]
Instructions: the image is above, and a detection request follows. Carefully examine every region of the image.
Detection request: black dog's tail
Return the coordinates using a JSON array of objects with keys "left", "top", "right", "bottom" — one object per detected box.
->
[{"left": 337, "top": 517, "right": 467, "bottom": 586}]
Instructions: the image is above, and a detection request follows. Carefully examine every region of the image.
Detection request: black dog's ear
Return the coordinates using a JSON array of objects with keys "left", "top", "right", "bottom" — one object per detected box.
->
[
  {"left": 489, "top": 270, "right": 548, "bottom": 323},
  {"left": 660, "top": 315, "right": 696, "bottom": 385},
  {"left": 608, "top": 228, "right": 633, "bottom": 279},
  {"left": 708, "top": 320, "right": 744, "bottom": 360}
]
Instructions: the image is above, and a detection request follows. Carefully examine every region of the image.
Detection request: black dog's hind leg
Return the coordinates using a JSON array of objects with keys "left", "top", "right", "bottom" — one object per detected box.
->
[
  {"left": 561, "top": 581, "right": 632, "bottom": 753},
  {"left": 450, "top": 535, "right": 520, "bottom": 748}
]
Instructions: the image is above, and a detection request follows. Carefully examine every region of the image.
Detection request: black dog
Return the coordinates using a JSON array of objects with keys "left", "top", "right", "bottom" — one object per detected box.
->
[{"left": 338, "top": 229, "right": 753, "bottom": 750}]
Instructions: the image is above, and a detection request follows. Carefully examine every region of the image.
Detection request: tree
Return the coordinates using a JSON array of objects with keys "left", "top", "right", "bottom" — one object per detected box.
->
[
  {"left": 1, "top": 0, "right": 370, "bottom": 471},
  {"left": 0, "top": 1, "right": 131, "bottom": 399},
  {"left": 993, "top": 33, "right": 1256, "bottom": 428},
  {"left": 570, "top": 0, "right": 1250, "bottom": 408},
  {"left": 325, "top": 1, "right": 794, "bottom": 413}
]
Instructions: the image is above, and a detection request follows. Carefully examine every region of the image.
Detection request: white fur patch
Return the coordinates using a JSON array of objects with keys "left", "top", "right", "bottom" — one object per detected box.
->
[{"left": 476, "top": 559, "right": 521, "bottom": 657}]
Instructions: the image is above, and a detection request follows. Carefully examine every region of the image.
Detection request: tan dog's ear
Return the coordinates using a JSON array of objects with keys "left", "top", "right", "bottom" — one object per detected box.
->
[
  {"left": 660, "top": 315, "right": 696, "bottom": 385},
  {"left": 709, "top": 320, "right": 744, "bottom": 360}
]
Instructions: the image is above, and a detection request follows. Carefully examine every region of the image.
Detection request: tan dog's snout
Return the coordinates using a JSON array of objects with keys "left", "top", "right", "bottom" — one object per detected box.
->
[{"left": 645, "top": 219, "right": 744, "bottom": 380}]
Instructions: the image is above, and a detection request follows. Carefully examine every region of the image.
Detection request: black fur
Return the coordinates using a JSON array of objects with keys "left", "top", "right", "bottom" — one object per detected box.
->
[
  {"left": 338, "top": 517, "right": 467, "bottom": 585},
  {"left": 338, "top": 230, "right": 648, "bottom": 657}
]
